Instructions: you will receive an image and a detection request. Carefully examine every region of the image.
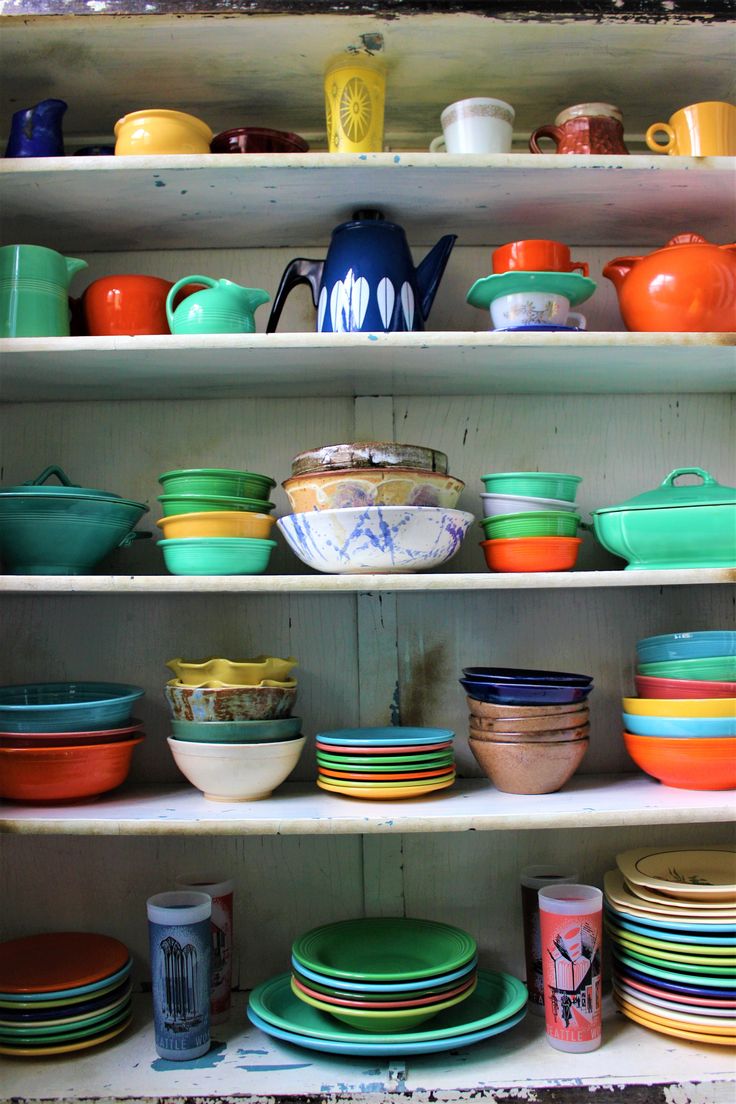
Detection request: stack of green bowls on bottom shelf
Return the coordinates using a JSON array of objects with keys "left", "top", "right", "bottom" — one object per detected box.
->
[
  {"left": 247, "top": 916, "right": 528, "bottom": 1056},
  {"left": 479, "top": 471, "right": 584, "bottom": 572},
  {"left": 156, "top": 467, "right": 278, "bottom": 575}
]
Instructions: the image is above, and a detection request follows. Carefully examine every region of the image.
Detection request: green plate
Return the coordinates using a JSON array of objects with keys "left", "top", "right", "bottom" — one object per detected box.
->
[
  {"left": 290, "top": 975, "right": 477, "bottom": 1032},
  {"left": 316, "top": 751, "right": 455, "bottom": 769},
  {"left": 606, "top": 922, "right": 736, "bottom": 959},
  {"left": 614, "top": 951, "right": 736, "bottom": 988},
  {"left": 615, "top": 944, "right": 735, "bottom": 977},
  {"left": 0, "top": 1001, "right": 131, "bottom": 1045},
  {"left": 291, "top": 968, "right": 474, "bottom": 1003},
  {"left": 637, "top": 656, "right": 736, "bottom": 681},
  {"left": 466, "top": 271, "right": 597, "bottom": 310},
  {"left": 318, "top": 772, "right": 455, "bottom": 788},
  {"left": 249, "top": 968, "right": 525, "bottom": 1044},
  {"left": 292, "top": 917, "right": 477, "bottom": 982}
]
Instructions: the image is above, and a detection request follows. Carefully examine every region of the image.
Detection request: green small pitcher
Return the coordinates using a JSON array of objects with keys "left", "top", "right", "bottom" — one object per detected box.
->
[
  {"left": 0, "top": 244, "right": 88, "bottom": 337},
  {"left": 166, "top": 275, "right": 270, "bottom": 335}
]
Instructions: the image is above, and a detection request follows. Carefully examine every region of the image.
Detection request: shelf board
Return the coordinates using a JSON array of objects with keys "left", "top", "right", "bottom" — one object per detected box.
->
[
  {"left": 1, "top": 154, "right": 734, "bottom": 250},
  {"left": 2, "top": 777, "right": 733, "bottom": 836},
  {"left": 0, "top": 569, "right": 732, "bottom": 594},
  {"left": 4, "top": 991, "right": 734, "bottom": 1103},
  {"left": 1, "top": 332, "right": 734, "bottom": 401}
]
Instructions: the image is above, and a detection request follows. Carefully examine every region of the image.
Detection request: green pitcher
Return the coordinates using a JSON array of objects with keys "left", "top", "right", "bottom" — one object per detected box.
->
[
  {"left": 0, "top": 244, "right": 88, "bottom": 337},
  {"left": 166, "top": 275, "right": 270, "bottom": 335}
]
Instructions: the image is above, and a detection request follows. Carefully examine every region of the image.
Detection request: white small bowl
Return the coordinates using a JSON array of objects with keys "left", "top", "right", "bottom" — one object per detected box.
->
[
  {"left": 167, "top": 735, "right": 305, "bottom": 801},
  {"left": 277, "top": 506, "right": 475, "bottom": 574},
  {"left": 480, "top": 493, "right": 578, "bottom": 518}
]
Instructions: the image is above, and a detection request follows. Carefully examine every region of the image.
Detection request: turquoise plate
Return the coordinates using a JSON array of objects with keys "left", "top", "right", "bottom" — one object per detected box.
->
[
  {"left": 466, "top": 270, "right": 597, "bottom": 310},
  {"left": 606, "top": 910, "right": 735, "bottom": 946},
  {"left": 316, "top": 727, "right": 454, "bottom": 748}
]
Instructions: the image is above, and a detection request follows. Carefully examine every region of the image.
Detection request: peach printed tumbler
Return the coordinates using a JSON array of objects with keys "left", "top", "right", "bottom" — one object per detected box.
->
[{"left": 538, "top": 884, "right": 602, "bottom": 1052}]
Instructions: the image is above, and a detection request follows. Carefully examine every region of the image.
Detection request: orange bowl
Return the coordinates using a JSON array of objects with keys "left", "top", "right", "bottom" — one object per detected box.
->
[
  {"left": 0, "top": 737, "right": 143, "bottom": 802},
  {"left": 622, "top": 731, "right": 736, "bottom": 790},
  {"left": 480, "top": 536, "right": 582, "bottom": 573}
]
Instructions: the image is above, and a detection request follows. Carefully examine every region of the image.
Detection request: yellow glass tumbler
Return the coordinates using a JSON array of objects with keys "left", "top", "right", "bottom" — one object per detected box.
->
[{"left": 324, "top": 54, "right": 386, "bottom": 153}]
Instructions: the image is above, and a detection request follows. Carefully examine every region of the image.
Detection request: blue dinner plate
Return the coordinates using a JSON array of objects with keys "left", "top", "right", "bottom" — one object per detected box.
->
[
  {"left": 0, "top": 980, "right": 133, "bottom": 1023},
  {"left": 613, "top": 952, "right": 736, "bottom": 990},
  {"left": 291, "top": 955, "right": 478, "bottom": 993},
  {"left": 460, "top": 678, "right": 592, "bottom": 706},
  {"left": 613, "top": 957, "right": 735, "bottom": 1000},
  {"left": 462, "top": 667, "right": 592, "bottom": 687},
  {"left": 636, "top": 631, "right": 736, "bottom": 665},
  {"left": 316, "top": 727, "right": 454, "bottom": 748},
  {"left": 0, "top": 959, "right": 132, "bottom": 1004},
  {"left": 605, "top": 910, "right": 735, "bottom": 946}
]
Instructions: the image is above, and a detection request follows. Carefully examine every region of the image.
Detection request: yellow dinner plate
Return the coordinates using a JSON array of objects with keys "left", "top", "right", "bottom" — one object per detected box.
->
[
  {"left": 614, "top": 997, "right": 734, "bottom": 1044},
  {"left": 317, "top": 776, "right": 455, "bottom": 800},
  {"left": 0, "top": 1015, "right": 131, "bottom": 1056}
]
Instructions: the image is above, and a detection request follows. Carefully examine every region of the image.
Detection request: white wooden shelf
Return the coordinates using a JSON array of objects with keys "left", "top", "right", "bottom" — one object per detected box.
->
[
  {"left": 1, "top": 332, "right": 734, "bottom": 401},
  {"left": 2, "top": 777, "right": 733, "bottom": 837},
  {"left": 1, "top": 154, "right": 734, "bottom": 251},
  {"left": 4, "top": 992, "right": 733, "bottom": 1104}
]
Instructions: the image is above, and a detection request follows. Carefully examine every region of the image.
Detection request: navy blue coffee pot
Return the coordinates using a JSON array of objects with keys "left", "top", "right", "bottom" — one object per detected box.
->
[
  {"left": 267, "top": 210, "right": 456, "bottom": 333},
  {"left": 4, "top": 99, "right": 68, "bottom": 158}
]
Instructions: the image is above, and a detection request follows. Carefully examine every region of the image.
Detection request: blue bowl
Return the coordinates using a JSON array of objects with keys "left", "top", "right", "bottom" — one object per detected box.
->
[
  {"left": 0, "top": 682, "right": 144, "bottom": 733},
  {"left": 636, "top": 631, "right": 736, "bottom": 665},
  {"left": 621, "top": 712, "right": 736, "bottom": 737},
  {"left": 460, "top": 677, "right": 592, "bottom": 706},
  {"left": 462, "top": 666, "right": 592, "bottom": 687}
]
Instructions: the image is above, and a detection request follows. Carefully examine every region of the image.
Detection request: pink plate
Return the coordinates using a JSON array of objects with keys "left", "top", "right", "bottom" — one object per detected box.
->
[
  {"left": 635, "top": 675, "right": 736, "bottom": 700},
  {"left": 291, "top": 973, "right": 476, "bottom": 1010},
  {"left": 0, "top": 720, "right": 144, "bottom": 748},
  {"left": 620, "top": 973, "right": 736, "bottom": 1009},
  {"left": 315, "top": 741, "right": 453, "bottom": 756}
]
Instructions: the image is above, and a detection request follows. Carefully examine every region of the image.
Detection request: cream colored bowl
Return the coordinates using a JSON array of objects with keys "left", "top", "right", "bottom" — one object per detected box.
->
[
  {"left": 282, "top": 468, "right": 464, "bottom": 512},
  {"left": 157, "top": 511, "right": 276, "bottom": 540},
  {"left": 166, "top": 655, "right": 296, "bottom": 686},
  {"left": 167, "top": 735, "right": 305, "bottom": 800},
  {"left": 114, "top": 109, "right": 213, "bottom": 155}
]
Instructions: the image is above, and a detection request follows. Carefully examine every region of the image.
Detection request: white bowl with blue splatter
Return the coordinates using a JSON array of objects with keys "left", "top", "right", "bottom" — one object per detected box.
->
[{"left": 278, "top": 506, "right": 475, "bottom": 573}]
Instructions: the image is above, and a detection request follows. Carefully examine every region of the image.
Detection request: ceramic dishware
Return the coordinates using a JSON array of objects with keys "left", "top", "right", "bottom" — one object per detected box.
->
[
  {"left": 114, "top": 109, "right": 213, "bottom": 155},
  {"left": 157, "top": 510, "right": 275, "bottom": 540},
  {"left": 174, "top": 875, "right": 234, "bottom": 1023},
  {"left": 158, "top": 536, "right": 277, "bottom": 575},
  {"left": 621, "top": 697, "right": 735, "bottom": 718},
  {"left": 638, "top": 655, "right": 736, "bottom": 680},
  {"left": 0, "top": 932, "right": 130, "bottom": 997},
  {"left": 430, "top": 97, "right": 515, "bottom": 154},
  {"left": 0, "top": 682, "right": 144, "bottom": 733},
  {"left": 292, "top": 977, "right": 474, "bottom": 1031},
  {"left": 622, "top": 713, "right": 736, "bottom": 737},
  {"left": 636, "top": 632, "right": 736, "bottom": 665},
  {"left": 167, "top": 656, "right": 296, "bottom": 686},
  {"left": 158, "top": 468, "right": 276, "bottom": 499},
  {"left": 170, "top": 716, "right": 302, "bottom": 743},
  {"left": 490, "top": 291, "right": 586, "bottom": 330},
  {"left": 480, "top": 511, "right": 581, "bottom": 540},
  {"left": 635, "top": 675, "right": 736, "bottom": 699},
  {"left": 166, "top": 276, "right": 270, "bottom": 335},
  {"left": 0, "top": 736, "right": 144, "bottom": 801},
  {"left": 0, "top": 245, "right": 87, "bottom": 337},
  {"left": 0, "top": 720, "right": 144, "bottom": 749},
  {"left": 622, "top": 732, "right": 736, "bottom": 789},
  {"left": 481, "top": 536, "right": 582, "bottom": 572},
  {"left": 4, "top": 99, "right": 67, "bottom": 157},
  {"left": 645, "top": 101, "right": 736, "bottom": 156},
  {"left": 291, "top": 442, "right": 448, "bottom": 477},
  {"left": 467, "top": 270, "right": 597, "bottom": 314},
  {"left": 317, "top": 727, "right": 453, "bottom": 748},
  {"left": 158, "top": 493, "right": 275, "bottom": 516},
  {"left": 167, "top": 735, "right": 305, "bottom": 800},
  {"left": 461, "top": 677, "right": 591, "bottom": 707},
  {"left": 480, "top": 472, "right": 581, "bottom": 501},
  {"left": 603, "top": 234, "right": 736, "bottom": 332},
  {"left": 267, "top": 211, "right": 455, "bottom": 333},
  {"left": 210, "top": 127, "right": 309, "bottom": 153},
  {"left": 538, "top": 884, "right": 602, "bottom": 1051},
  {"left": 147, "top": 891, "right": 211, "bottom": 1058},
  {"left": 529, "top": 102, "right": 628, "bottom": 154},
  {"left": 492, "top": 240, "right": 589, "bottom": 276},
  {"left": 290, "top": 973, "right": 475, "bottom": 1008},
  {"left": 82, "top": 274, "right": 175, "bottom": 336},
  {"left": 463, "top": 667, "right": 592, "bottom": 686},
  {"left": 469, "top": 734, "right": 589, "bottom": 793},
  {"left": 165, "top": 680, "right": 296, "bottom": 722},
  {"left": 480, "top": 492, "right": 578, "bottom": 517},
  {"left": 324, "top": 52, "right": 385, "bottom": 153},
  {"left": 282, "top": 468, "right": 464, "bottom": 511}
]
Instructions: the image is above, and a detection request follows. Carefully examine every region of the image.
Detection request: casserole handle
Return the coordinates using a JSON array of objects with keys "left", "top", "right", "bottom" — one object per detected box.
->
[{"left": 660, "top": 467, "right": 717, "bottom": 487}]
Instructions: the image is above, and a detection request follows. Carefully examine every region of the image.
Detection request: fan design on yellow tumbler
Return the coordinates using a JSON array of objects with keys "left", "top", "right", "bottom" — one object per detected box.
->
[{"left": 340, "top": 77, "right": 372, "bottom": 143}]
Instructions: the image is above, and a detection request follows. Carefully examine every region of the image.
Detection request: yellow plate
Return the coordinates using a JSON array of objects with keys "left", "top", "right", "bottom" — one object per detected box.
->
[
  {"left": 622, "top": 697, "right": 736, "bottom": 718},
  {"left": 614, "top": 997, "right": 734, "bottom": 1045},
  {"left": 158, "top": 512, "right": 276, "bottom": 541},
  {"left": 166, "top": 653, "right": 295, "bottom": 684},
  {"left": 317, "top": 777, "right": 455, "bottom": 800},
  {"left": 0, "top": 1015, "right": 131, "bottom": 1056}
]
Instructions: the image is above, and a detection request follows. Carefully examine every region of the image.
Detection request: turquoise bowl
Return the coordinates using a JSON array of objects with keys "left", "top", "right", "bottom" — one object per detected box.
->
[
  {"left": 171, "top": 716, "right": 302, "bottom": 742},
  {"left": 158, "top": 536, "right": 276, "bottom": 575},
  {"left": 0, "top": 682, "right": 144, "bottom": 733},
  {"left": 621, "top": 712, "right": 736, "bottom": 737},
  {"left": 158, "top": 493, "right": 275, "bottom": 516},
  {"left": 480, "top": 472, "right": 581, "bottom": 502},
  {"left": 158, "top": 468, "right": 276, "bottom": 500},
  {"left": 636, "top": 631, "right": 736, "bottom": 665}
]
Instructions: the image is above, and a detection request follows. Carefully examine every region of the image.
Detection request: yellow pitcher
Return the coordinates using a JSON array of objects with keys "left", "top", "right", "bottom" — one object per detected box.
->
[{"left": 324, "top": 53, "right": 386, "bottom": 153}]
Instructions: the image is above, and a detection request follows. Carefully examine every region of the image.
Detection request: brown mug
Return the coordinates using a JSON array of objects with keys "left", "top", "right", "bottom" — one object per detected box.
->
[{"left": 529, "top": 102, "right": 629, "bottom": 155}]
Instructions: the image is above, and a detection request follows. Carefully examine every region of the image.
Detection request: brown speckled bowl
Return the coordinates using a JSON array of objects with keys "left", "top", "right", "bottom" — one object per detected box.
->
[
  {"left": 469, "top": 709, "right": 589, "bottom": 733},
  {"left": 470, "top": 724, "right": 590, "bottom": 744},
  {"left": 466, "top": 696, "right": 584, "bottom": 719},
  {"left": 165, "top": 682, "right": 297, "bottom": 722},
  {"left": 291, "top": 442, "right": 448, "bottom": 477},
  {"left": 469, "top": 735, "right": 589, "bottom": 793}
]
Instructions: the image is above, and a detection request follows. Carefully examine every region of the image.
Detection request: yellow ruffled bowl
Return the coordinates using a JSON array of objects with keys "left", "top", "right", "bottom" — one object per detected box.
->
[
  {"left": 622, "top": 696, "right": 736, "bottom": 718},
  {"left": 157, "top": 511, "right": 276, "bottom": 540},
  {"left": 166, "top": 655, "right": 297, "bottom": 686}
]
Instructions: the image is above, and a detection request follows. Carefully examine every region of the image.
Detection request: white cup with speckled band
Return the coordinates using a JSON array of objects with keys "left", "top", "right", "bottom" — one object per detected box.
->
[
  {"left": 430, "top": 97, "right": 515, "bottom": 154},
  {"left": 176, "top": 874, "right": 234, "bottom": 1024}
]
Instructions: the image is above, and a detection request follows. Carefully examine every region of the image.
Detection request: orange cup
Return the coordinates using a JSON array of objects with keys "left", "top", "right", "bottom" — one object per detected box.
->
[
  {"left": 480, "top": 536, "right": 581, "bottom": 573},
  {"left": 492, "top": 239, "right": 589, "bottom": 277}
]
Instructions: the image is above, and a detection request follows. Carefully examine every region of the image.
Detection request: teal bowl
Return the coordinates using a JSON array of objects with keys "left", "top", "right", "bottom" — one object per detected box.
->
[
  {"left": 0, "top": 682, "right": 144, "bottom": 733},
  {"left": 158, "top": 468, "right": 276, "bottom": 500},
  {"left": 171, "top": 716, "right": 303, "bottom": 742},
  {"left": 158, "top": 537, "right": 276, "bottom": 575},
  {"left": 158, "top": 493, "right": 275, "bottom": 516},
  {"left": 480, "top": 510, "right": 581, "bottom": 539},
  {"left": 480, "top": 472, "right": 581, "bottom": 502},
  {"left": 622, "top": 712, "right": 736, "bottom": 737},
  {"left": 637, "top": 655, "right": 736, "bottom": 682}
]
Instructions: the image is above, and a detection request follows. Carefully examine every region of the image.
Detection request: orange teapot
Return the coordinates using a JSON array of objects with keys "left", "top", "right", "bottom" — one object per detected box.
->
[{"left": 603, "top": 233, "right": 736, "bottom": 332}]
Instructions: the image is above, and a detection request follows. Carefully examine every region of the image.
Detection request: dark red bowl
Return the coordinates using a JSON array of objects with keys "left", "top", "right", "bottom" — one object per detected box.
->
[{"left": 210, "top": 127, "right": 309, "bottom": 154}]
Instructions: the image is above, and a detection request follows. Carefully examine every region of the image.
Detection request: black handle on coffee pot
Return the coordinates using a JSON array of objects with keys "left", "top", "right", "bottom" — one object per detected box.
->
[{"left": 266, "top": 258, "right": 324, "bottom": 333}]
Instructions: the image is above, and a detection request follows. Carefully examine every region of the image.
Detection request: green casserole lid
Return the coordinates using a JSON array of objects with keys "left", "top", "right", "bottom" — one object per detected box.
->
[
  {"left": 594, "top": 468, "right": 736, "bottom": 514},
  {"left": 2, "top": 465, "right": 122, "bottom": 500}
]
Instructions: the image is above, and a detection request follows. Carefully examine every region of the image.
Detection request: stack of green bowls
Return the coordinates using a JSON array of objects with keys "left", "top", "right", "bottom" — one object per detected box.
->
[
  {"left": 156, "top": 467, "right": 278, "bottom": 575},
  {"left": 479, "top": 471, "right": 584, "bottom": 572}
]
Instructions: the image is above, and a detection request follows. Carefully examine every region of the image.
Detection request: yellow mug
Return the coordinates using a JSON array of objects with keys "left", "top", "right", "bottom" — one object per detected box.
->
[
  {"left": 324, "top": 54, "right": 386, "bottom": 153},
  {"left": 645, "top": 100, "right": 736, "bottom": 156}
]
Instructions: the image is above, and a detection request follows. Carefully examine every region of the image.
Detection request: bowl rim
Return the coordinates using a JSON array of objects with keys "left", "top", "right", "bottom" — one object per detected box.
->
[
  {"left": 158, "top": 537, "right": 277, "bottom": 548},
  {"left": 166, "top": 734, "right": 305, "bottom": 752},
  {"left": 0, "top": 735, "right": 144, "bottom": 756},
  {"left": 0, "top": 682, "right": 144, "bottom": 710},
  {"left": 282, "top": 468, "right": 465, "bottom": 487},
  {"left": 280, "top": 506, "right": 475, "bottom": 522}
]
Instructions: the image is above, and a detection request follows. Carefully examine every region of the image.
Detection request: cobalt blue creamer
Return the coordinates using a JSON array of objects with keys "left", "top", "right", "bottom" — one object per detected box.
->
[{"left": 267, "top": 210, "right": 456, "bottom": 333}]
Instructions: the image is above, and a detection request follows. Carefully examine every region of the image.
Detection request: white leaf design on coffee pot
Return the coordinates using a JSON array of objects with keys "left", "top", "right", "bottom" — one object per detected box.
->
[
  {"left": 330, "top": 281, "right": 345, "bottom": 333},
  {"left": 400, "top": 281, "right": 415, "bottom": 330},
  {"left": 317, "top": 286, "right": 328, "bottom": 332},
  {"left": 342, "top": 270, "right": 369, "bottom": 330},
  {"left": 377, "top": 277, "right": 395, "bottom": 330}
]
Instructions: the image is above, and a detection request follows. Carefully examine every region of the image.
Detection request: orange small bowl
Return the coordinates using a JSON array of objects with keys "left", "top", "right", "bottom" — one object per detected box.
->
[
  {"left": 623, "top": 731, "right": 736, "bottom": 790},
  {"left": 0, "top": 737, "right": 143, "bottom": 802},
  {"left": 480, "top": 536, "right": 582, "bottom": 573}
]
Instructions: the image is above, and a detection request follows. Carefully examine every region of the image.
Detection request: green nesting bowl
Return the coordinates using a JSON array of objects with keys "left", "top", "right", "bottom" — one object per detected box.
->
[
  {"left": 637, "top": 655, "right": 736, "bottom": 681},
  {"left": 158, "top": 537, "right": 276, "bottom": 575},
  {"left": 158, "top": 468, "right": 276, "bottom": 500},
  {"left": 480, "top": 510, "right": 581, "bottom": 539},
  {"left": 158, "top": 493, "right": 275, "bottom": 516},
  {"left": 480, "top": 472, "right": 581, "bottom": 502},
  {"left": 171, "top": 716, "right": 302, "bottom": 742}
]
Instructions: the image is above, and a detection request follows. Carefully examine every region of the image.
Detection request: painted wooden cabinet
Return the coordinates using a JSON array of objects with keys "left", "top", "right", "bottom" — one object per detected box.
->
[{"left": 0, "top": 4, "right": 734, "bottom": 1101}]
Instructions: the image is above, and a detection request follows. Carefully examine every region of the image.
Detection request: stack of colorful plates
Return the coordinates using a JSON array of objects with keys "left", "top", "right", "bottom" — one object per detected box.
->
[
  {"left": 0, "top": 932, "right": 133, "bottom": 1056},
  {"left": 315, "top": 726, "right": 455, "bottom": 799},
  {"left": 247, "top": 917, "right": 527, "bottom": 1056},
  {"left": 604, "top": 846, "right": 736, "bottom": 1046}
]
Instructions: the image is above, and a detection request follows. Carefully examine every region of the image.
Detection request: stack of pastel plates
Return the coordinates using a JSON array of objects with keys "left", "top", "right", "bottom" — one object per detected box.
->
[
  {"left": 247, "top": 917, "right": 527, "bottom": 1056},
  {"left": 604, "top": 846, "right": 736, "bottom": 1046},
  {"left": 0, "top": 932, "right": 133, "bottom": 1057},
  {"left": 315, "top": 726, "right": 456, "bottom": 799}
]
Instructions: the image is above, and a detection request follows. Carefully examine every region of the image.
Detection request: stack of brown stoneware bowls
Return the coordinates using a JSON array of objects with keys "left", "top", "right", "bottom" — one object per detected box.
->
[{"left": 460, "top": 666, "right": 594, "bottom": 794}]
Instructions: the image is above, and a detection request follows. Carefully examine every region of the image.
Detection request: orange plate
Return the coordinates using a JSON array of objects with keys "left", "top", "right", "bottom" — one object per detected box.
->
[
  {"left": 623, "top": 732, "right": 736, "bottom": 790},
  {"left": 0, "top": 932, "right": 130, "bottom": 994},
  {"left": 480, "top": 536, "right": 581, "bottom": 573},
  {"left": 318, "top": 766, "right": 456, "bottom": 782},
  {"left": 0, "top": 737, "right": 144, "bottom": 802}
]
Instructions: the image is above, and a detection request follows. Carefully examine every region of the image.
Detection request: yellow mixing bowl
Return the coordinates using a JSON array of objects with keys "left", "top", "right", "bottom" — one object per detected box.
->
[
  {"left": 114, "top": 109, "right": 213, "bottom": 155},
  {"left": 157, "top": 510, "right": 275, "bottom": 540},
  {"left": 622, "top": 697, "right": 736, "bottom": 718},
  {"left": 166, "top": 655, "right": 297, "bottom": 686}
]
